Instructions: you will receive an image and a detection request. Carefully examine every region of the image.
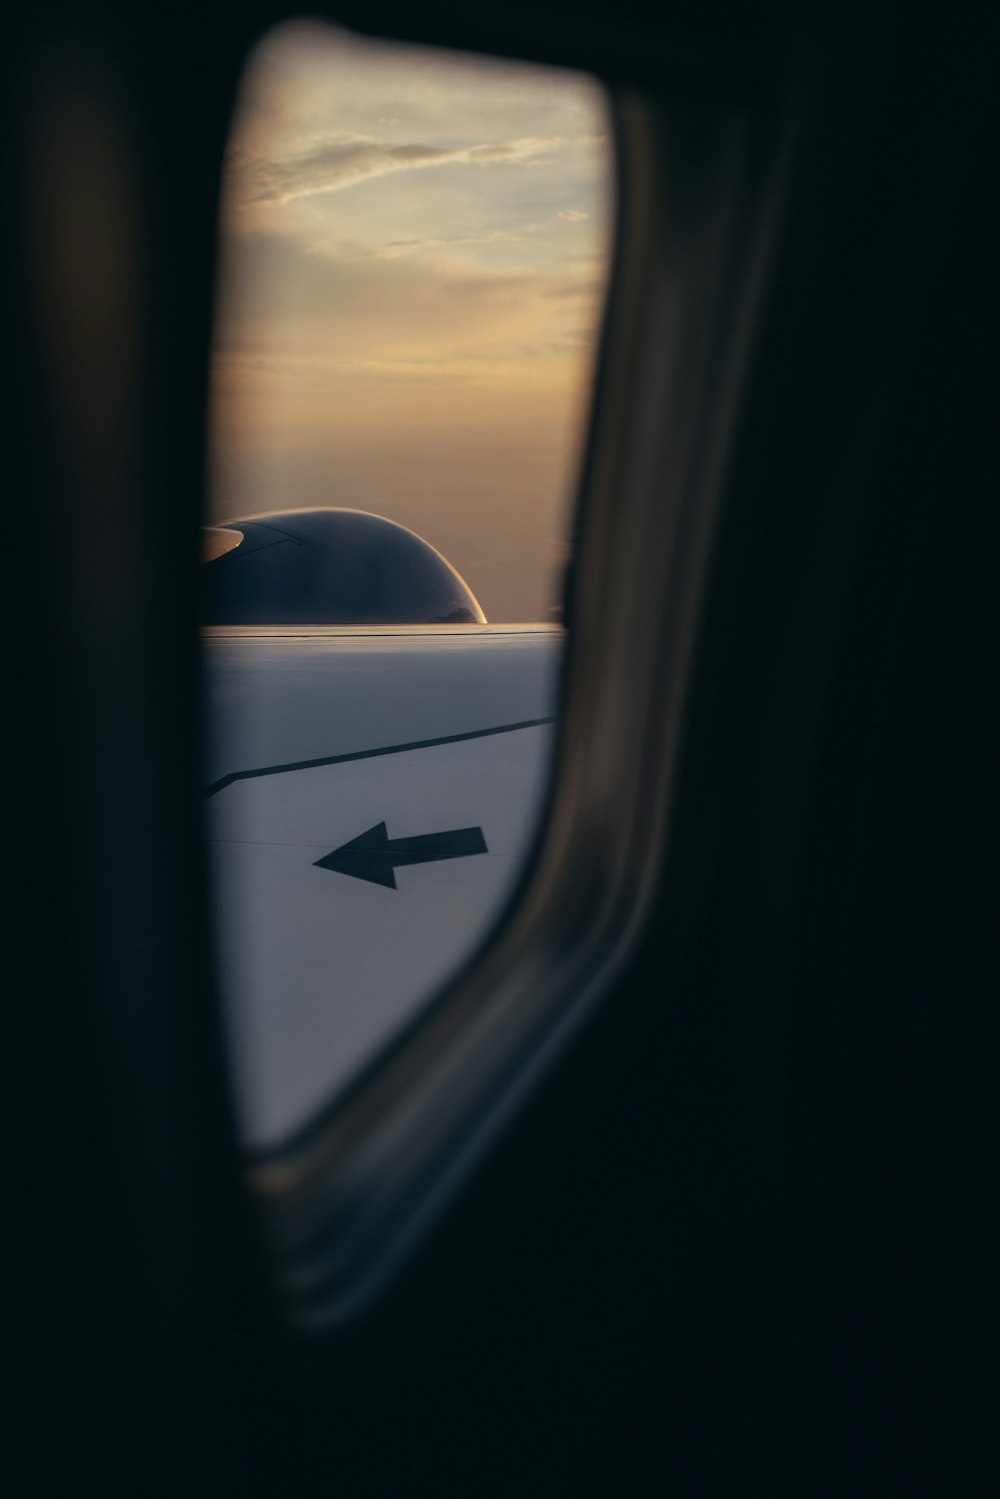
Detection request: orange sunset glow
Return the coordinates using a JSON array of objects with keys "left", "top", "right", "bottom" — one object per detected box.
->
[{"left": 210, "top": 21, "right": 612, "bottom": 620}]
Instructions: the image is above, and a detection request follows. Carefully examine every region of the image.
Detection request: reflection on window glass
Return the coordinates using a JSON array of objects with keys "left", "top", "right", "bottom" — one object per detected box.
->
[{"left": 205, "top": 21, "right": 611, "bottom": 1149}]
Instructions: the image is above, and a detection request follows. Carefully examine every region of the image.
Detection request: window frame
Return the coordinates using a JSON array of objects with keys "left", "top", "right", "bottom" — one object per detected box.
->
[{"left": 230, "top": 52, "right": 789, "bottom": 1329}]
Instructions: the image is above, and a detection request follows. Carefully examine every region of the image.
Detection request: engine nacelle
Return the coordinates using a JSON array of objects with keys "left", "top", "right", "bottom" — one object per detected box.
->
[{"left": 201, "top": 508, "right": 487, "bottom": 625}]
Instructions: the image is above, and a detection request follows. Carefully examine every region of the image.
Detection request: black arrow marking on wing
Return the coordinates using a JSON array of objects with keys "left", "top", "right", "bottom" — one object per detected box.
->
[{"left": 314, "top": 821, "right": 488, "bottom": 889}]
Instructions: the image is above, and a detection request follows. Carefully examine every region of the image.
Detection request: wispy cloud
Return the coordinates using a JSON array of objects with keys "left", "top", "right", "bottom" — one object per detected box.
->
[
  {"left": 543, "top": 280, "right": 604, "bottom": 299},
  {"left": 556, "top": 209, "right": 588, "bottom": 221},
  {"left": 371, "top": 237, "right": 447, "bottom": 258},
  {"left": 235, "top": 133, "right": 560, "bottom": 206},
  {"left": 369, "top": 226, "right": 541, "bottom": 258}
]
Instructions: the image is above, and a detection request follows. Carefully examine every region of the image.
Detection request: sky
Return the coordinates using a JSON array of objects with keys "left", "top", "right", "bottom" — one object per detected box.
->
[{"left": 209, "top": 21, "right": 611, "bottom": 621}]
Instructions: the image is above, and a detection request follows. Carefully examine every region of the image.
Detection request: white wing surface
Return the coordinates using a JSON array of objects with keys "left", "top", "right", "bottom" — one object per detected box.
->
[{"left": 204, "top": 625, "right": 562, "bottom": 1149}]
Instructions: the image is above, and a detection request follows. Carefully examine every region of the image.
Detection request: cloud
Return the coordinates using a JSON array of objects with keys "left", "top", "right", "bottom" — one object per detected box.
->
[
  {"left": 543, "top": 280, "right": 604, "bottom": 299},
  {"left": 236, "top": 133, "right": 560, "bottom": 207},
  {"left": 371, "top": 238, "right": 447, "bottom": 258},
  {"left": 368, "top": 226, "right": 542, "bottom": 258},
  {"left": 556, "top": 209, "right": 588, "bottom": 221},
  {"left": 212, "top": 231, "right": 595, "bottom": 378}
]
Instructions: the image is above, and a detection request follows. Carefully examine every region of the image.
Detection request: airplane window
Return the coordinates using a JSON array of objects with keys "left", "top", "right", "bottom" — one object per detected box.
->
[{"left": 205, "top": 20, "right": 612, "bottom": 1152}]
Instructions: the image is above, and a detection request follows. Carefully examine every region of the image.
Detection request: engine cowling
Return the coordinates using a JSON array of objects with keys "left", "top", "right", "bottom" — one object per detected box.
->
[{"left": 201, "top": 508, "right": 487, "bottom": 625}]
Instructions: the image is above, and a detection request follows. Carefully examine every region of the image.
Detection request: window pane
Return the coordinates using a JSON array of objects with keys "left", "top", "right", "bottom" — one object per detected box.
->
[{"left": 205, "top": 21, "right": 612, "bottom": 1149}]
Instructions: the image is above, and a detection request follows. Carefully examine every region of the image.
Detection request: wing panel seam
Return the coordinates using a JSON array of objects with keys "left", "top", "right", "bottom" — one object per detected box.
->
[{"left": 203, "top": 717, "right": 556, "bottom": 799}]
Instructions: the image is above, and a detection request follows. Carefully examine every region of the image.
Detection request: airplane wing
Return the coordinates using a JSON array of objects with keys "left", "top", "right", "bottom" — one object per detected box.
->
[{"left": 204, "top": 623, "right": 562, "bottom": 1151}]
